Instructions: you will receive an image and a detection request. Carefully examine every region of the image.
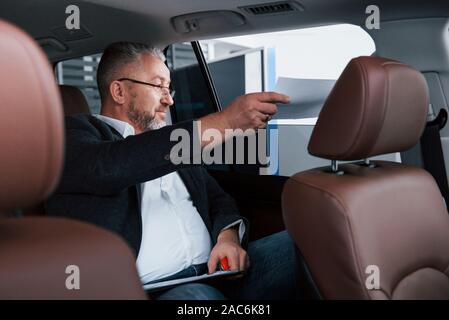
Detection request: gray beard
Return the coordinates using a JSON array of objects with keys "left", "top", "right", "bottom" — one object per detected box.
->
[
  {"left": 146, "top": 118, "right": 166, "bottom": 131},
  {"left": 127, "top": 103, "right": 166, "bottom": 132}
]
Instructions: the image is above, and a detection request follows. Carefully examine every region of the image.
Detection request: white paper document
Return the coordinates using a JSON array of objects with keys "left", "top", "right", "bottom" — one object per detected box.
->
[
  {"left": 272, "top": 77, "right": 336, "bottom": 120},
  {"left": 143, "top": 270, "right": 243, "bottom": 293}
]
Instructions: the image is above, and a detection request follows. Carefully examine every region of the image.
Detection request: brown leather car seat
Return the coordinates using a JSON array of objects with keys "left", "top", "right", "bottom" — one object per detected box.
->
[
  {"left": 0, "top": 19, "right": 147, "bottom": 299},
  {"left": 282, "top": 56, "right": 449, "bottom": 299},
  {"left": 59, "top": 85, "right": 91, "bottom": 116},
  {"left": 21, "top": 84, "right": 91, "bottom": 218}
]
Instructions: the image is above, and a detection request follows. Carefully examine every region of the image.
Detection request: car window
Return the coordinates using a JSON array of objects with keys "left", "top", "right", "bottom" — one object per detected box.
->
[
  {"left": 56, "top": 54, "right": 102, "bottom": 114},
  {"left": 55, "top": 43, "right": 218, "bottom": 124},
  {"left": 200, "top": 24, "right": 401, "bottom": 176},
  {"left": 200, "top": 24, "right": 376, "bottom": 122},
  {"left": 166, "top": 42, "right": 219, "bottom": 123}
]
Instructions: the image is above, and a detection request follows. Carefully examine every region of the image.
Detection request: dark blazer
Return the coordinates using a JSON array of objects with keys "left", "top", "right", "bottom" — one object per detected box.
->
[{"left": 45, "top": 115, "right": 248, "bottom": 256}]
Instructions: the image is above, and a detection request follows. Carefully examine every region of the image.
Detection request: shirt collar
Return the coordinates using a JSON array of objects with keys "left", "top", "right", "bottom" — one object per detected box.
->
[{"left": 95, "top": 114, "right": 135, "bottom": 138}]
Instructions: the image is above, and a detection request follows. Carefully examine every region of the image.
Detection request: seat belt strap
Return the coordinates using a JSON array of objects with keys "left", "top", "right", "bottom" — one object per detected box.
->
[{"left": 420, "top": 108, "right": 449, "bottom": 208}]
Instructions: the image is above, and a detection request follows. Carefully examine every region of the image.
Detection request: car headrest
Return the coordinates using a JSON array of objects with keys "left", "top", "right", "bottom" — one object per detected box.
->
[
  {"left": 0, "top": 20, "right": 64, "bottom": 213},
  {"left": 308, "top": 56, "right": 429, "bottom": 161},
  {"left": 59, "top": 85, "right": 91, "bottom": 116}
]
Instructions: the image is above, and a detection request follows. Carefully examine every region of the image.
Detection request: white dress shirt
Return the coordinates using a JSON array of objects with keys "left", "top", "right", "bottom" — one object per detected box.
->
[{"left": 95, "top": 115, "right": 244, "bottom": 284}]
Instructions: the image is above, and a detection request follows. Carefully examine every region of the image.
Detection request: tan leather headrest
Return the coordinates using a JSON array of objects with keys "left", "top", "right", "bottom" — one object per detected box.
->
[
  {"left": 59, "top": 85, "right": 91, "bottom": 116},
  {"left": 308, "top": 56, "right": 429, "bottom": 160},
  {"left": 0, "top": 20, "right": 64, "bottom": 212}
]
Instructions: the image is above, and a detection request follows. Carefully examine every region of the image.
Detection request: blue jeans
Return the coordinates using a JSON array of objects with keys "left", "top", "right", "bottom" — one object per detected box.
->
[{"left": 150, "top": 231, "right": 301, "bottom": 300}]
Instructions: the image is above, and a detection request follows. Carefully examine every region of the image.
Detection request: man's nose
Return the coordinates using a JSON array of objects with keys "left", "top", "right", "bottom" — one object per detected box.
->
[{"left": 161, "top": 92, "right": 174, "bottom": 107}]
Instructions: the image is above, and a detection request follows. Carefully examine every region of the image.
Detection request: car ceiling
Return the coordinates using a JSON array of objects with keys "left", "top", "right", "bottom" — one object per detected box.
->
[{"left": 0, "top": 0, "right": 448, "bottom": 62}]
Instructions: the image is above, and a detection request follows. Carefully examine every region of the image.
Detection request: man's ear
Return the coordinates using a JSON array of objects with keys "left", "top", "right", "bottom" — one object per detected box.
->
[{"left": 109, "top": 80, "right": 126, "bottom": 105}]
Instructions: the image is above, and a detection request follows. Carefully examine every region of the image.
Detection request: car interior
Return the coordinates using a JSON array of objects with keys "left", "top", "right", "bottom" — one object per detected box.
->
[{"left": 1, "top": 0, "right": 449, "bottom": 299}]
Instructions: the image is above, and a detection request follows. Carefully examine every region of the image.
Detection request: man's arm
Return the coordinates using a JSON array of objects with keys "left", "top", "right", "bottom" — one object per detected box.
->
[
  {"left": 57, "top": 92, "right": 289, "bottom": 196},
  {"left": 199, "top": 92, "right": 290, "bottom": 148},
  {"left": 199, "top": 168, "right": 250, "bottom": 273},
  {"left": 201, "top": 168, "right": 248, "bottom": 246},
  {"left": 57, "top": 116, "right": 200, "bottom": 195}
]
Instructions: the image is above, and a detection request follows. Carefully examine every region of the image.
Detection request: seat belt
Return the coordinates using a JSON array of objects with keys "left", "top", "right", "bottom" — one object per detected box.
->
[{"left": 420, "top": 107, "right": 449, "bottom": 208}]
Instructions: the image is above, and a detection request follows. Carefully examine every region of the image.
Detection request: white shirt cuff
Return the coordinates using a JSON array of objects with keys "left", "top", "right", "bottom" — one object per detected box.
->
[{"left": 220, "top": 219, "right": 245, "bottom": 244}]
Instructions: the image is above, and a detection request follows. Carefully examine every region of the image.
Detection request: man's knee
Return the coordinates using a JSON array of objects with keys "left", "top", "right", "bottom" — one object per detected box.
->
[
  {"left": 156, "top": 283, "right": 227, "bottom": 300},
  {"left": 249, "top": 230, "right": 296, "bottom": 256}
]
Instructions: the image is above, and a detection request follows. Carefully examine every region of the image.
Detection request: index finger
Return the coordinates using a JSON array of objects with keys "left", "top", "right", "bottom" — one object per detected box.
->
[
  {"left": 256, "top": 92, "right": 290, "bottom": 104},
  {"left": 207, "top": 253, "right": 220, "bottom": 274}
]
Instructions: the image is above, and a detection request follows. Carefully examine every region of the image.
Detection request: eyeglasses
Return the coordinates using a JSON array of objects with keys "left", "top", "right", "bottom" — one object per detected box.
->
[{"left": 117, "top": 77, "right": 175, "bottom": 98}]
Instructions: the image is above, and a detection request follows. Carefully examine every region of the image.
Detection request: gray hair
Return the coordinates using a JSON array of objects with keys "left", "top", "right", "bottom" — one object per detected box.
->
[{"left": 97, "top": 41, "right": 166, "bottom": 102}]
